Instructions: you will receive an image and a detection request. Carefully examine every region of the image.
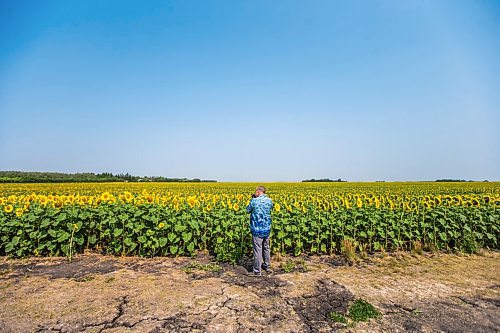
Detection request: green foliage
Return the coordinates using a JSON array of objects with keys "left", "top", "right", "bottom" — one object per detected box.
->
[
  {"left": 182, "top": 261, "right": 222, "bottom": 273},
  {"left": 280, "top": 258, "right": 307, "bottom": 273},
  {"left": 348, "top": 299, "right": 380, "bottom": 322},
  {"left": 280, "top": 260, "right": 296, "bottom": 273},
  {"left": 0, "top": 171, "right": 216, "bottom": 183},
  {"left": 329, "top": 311, "right": 348, "bottom": 324},
  {"left": 0, "top": 182, "right": 498, "bottom": 262},
  {"left": 0, "top": 202, "right": 498, "bottom": 261}
]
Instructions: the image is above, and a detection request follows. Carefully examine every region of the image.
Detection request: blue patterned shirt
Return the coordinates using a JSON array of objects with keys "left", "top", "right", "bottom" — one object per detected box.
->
[{"left": 246, "top": 194, "right": 273, "bottom": 237}]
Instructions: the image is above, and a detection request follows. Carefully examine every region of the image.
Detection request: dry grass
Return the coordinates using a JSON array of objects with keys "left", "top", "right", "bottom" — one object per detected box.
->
[
  {"left": 327, "top": 251, "right": 500, "bottom": 304},
  {"left": 0, "top": 251, "right": 498, "bottom": 333}
]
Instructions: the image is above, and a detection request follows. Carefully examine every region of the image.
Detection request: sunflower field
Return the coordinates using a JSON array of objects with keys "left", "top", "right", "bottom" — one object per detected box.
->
[{"left": 0, "top": 182, "right": 498, "bottom": 262}]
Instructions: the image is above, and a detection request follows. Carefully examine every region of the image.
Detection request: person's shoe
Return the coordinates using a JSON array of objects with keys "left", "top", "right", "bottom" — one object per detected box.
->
[
  {"left": 246, "top": 271, "right": 262, "bottom": 277},
  {"left": 262, "top": 266, "right": 273, "bottom": 274}
]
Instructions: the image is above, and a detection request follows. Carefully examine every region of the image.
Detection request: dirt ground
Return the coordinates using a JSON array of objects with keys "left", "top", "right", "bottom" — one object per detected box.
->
[{"left": 0, "top": 251, "right": 498, "bottom": 333}]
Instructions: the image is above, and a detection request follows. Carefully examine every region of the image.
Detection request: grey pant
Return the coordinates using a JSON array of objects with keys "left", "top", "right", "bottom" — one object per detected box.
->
[{"left": 252, "top": 235, "right": 270, "bottom": 273}]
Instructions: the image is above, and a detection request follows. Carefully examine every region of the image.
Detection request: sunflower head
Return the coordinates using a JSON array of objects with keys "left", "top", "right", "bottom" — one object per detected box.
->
[
  {"left": 158, "top": 222, "right": 165, "bottom": 229},
  {"left": 124, "top": 192, "right": 133, "bottom": 202},
  {"left": 4, "top": 204, "right": 14, "bottom": 213},
  {"left": 15, "top": 208, "right": 23, "bottom": 217},
  {"left": 39, "top": 196, "right": 48, "bottom": 205},
  {"left": 356, "top": 197, "right": 363, "bottom": 208},
  {"left": 187, "top": 196, "right": 196, "bottom": 208}
]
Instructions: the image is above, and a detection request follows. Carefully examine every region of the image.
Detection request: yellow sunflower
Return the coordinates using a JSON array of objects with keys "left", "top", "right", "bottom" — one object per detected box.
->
[
  {"left": 124, "top": 192, "right": 133, "bottom": 202},
  {"left": 38, "top": 196, "right": 48, "bottom": 206},
  {"left": 356, "top": 197, "right": 363, "bottom": 208},
  {"left": 187, "top": 196, "right": 196, "bottom": 208},
  {"left": 4, "top": 204, "right": 14, "bottom": 213},
  {"left": 15, "top": 208, "right": 23, "bottom": 217},
  {"left": 101, "top": 192, "right": 111, "bottom": 202}
]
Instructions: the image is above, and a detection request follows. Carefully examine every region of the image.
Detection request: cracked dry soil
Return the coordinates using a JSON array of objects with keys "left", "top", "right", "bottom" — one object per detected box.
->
[{"left": 0, "top": 251, "right": 499, "bottom": 333}]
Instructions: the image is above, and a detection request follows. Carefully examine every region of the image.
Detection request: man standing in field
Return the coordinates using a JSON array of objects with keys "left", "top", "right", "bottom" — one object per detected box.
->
[{"left": 246, "top": 186, "right": 273, "bottom": 276}]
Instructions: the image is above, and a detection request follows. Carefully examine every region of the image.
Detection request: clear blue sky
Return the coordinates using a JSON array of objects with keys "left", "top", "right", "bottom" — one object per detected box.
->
[{"left": 1, "top": 1, "right": 499, "bottom": 181}]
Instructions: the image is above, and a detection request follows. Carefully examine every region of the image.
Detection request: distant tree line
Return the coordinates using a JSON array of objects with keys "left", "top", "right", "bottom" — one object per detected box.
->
[
  {"left": 0, "top": 171, "right": 217, "bottom": 183},
  {"left": 435, "top": 179, "right": 488, "bottom": 182},
  {"left": 302, "top": 178, "right": 346, "bottom": 182}
]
